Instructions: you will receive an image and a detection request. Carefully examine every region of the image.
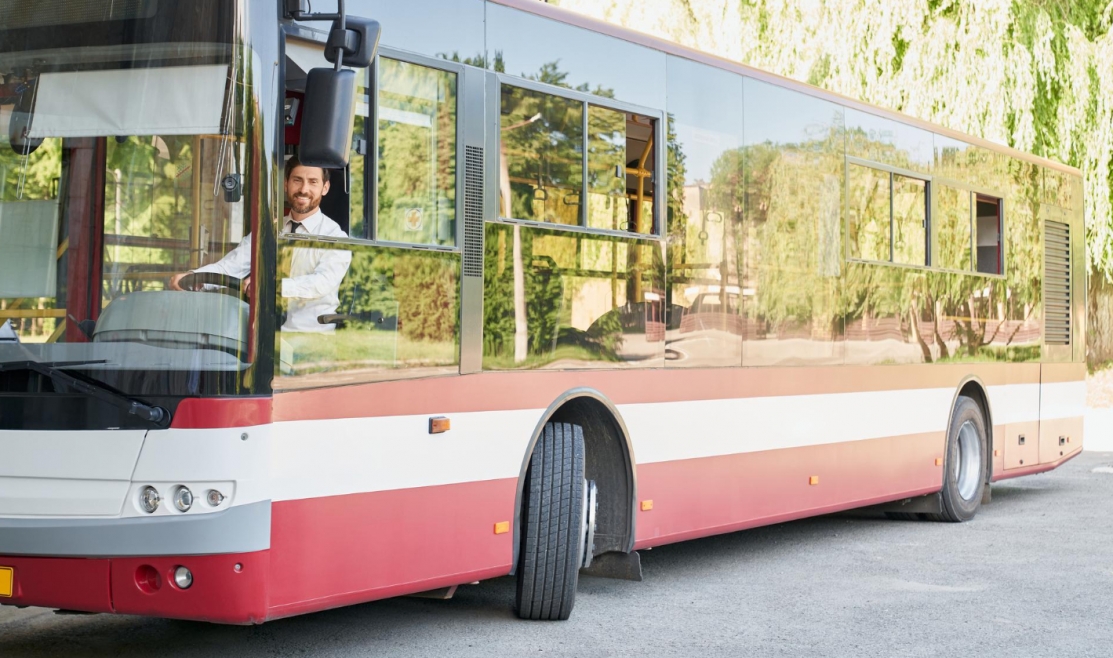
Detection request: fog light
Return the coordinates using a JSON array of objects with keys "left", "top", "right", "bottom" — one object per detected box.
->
[
  {"left": 173, "top": 486, "right": 193, "bottom": 512},
  {"left": 206, "top": 489, "right": 225, "bottom": 507},
  {"left": 173, "top": 566, "right": 193, "bottom": 590},
  {"left": 139, "top": 486, "right": 160, "bottom": 513}
]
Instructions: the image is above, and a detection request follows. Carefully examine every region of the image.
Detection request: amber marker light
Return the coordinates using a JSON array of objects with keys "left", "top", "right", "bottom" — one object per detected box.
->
[
  {"left": 935, "top": 458, "right": 944, "bottom": 466},
  {"left": 809, "top": 476, "right": 820, "bottom": 485},
  {"left": 640, "top": 500, "right": 653, "bottom": 511},
  {"left": 494, "top": 521, "right": 510, "bottom": 534},
  {"left": 429, "top": 417, "right": 451, "bottom": 434}
]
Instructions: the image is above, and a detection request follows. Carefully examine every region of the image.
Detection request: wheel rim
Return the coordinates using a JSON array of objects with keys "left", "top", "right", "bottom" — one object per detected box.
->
[
  {"left": 954, "top": 420, "right": 982, "bottom": 501},
  {"left": 580, "top": 479, "right": 597, "bottom": 569}
]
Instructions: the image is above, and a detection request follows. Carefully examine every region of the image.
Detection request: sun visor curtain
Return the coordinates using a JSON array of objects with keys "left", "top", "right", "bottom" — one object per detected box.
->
[{"left": 28, "top": 65, "right": 229, "bottom": 138}]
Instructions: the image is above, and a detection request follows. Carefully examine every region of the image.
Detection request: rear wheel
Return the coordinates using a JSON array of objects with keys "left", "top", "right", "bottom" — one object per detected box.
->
[
  {"left": 515, "top": 422, "right": 594, "bottom": 620},
  {"left": 929, "top": 396, "right": 987, "bottom": 522}
]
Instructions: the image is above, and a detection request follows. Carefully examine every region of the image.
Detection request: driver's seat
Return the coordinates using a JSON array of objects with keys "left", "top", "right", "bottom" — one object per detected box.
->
[{"left": 94, "top": 291, "right": 249, "bottom": 357}]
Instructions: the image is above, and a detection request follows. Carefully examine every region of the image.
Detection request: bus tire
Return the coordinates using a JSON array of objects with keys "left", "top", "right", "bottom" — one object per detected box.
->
[
  {"left": 929, "top": 396, "right": 987, "bottom": 523},
  {"left": 515, "top": 422, "right": 586, "bottom": 620}
]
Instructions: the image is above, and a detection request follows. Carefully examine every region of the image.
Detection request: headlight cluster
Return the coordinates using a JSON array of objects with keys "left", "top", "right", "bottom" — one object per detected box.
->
[{"left": 137, "top": 485, "right": 226, "bottom": 514}]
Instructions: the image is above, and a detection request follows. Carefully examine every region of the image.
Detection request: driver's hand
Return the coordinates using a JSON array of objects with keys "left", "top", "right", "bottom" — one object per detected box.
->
[{"left": 169, "top": 272, "right": 198, "bottom": 291}]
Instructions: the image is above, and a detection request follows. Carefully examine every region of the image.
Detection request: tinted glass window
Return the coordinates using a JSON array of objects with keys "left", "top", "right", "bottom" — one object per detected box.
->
[
  {"left": 499, "top": 85, "right": 583, "bottom": 226},
  {"left": 273, "top": 241, "right": 459, "bottom": 389},
  {"left": 892, "top": 174, "right": 927, "bottom": 266},
  {"left": 376, "top": 58, "right": 457, "bottom": 246},
  {"left": 847, "top": 163, "right": 891, "bottom": 262},
  {"left": 934, "top": 184, "right": 972, "bottom": 271}
]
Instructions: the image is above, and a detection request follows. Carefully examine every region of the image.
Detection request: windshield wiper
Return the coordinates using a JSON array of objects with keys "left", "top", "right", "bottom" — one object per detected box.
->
[{"left": 0, "top": 360, "right": 171, "bottom": 428}]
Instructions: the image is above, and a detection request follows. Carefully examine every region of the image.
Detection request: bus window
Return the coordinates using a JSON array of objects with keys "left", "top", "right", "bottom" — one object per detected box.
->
[
  {"left": 376, "top": 58, "right": 457, "bottom": 247},
  {"left": 934, "top": 185, "right": 973, "bottom": 271},
  {"left": 274, "top": 242, "right": 459, "bottom": 389},
  {"left": 499, "top": 85, "right": 583, "bottom": 226},
  {"left": 975, "top": 194, "right": 1002, "bottom": 275},
  {"left": 892, "top": 174, "right": 927, "bottom": 266},
  {"left": 847, "top": 163, "right": 891, "bottom": 262},
  {"left": 586, "top": 106, "right": 655, "bottom": 235}
]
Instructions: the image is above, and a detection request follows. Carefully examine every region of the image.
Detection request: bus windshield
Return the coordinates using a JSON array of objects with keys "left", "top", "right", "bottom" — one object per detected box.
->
[{"left": 0, "top": 0, "right": 253, "bottom": 398}]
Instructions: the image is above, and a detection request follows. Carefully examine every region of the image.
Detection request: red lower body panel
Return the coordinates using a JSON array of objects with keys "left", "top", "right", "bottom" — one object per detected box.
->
[
  {"left": 0, "top": 552, "right": 268, "bottom": 624},
  {"left": 634, "top": 431, "right": 946, "bottom": 548},
  {"left": 0, "top": 556, "right": 112, "bottom": 613},
  {"left": 266, "top": 477, "right": 518, "bottom": 620}
]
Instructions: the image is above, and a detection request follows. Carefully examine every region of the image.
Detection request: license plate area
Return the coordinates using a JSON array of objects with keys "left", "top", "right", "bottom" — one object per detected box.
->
[{"left": 0, "top": 567, "right": 12, "bottom": 597}]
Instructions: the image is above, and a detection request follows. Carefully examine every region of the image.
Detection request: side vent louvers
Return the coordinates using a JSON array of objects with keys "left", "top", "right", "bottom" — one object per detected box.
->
[
  {"left": 1044, "top": 220, "right": 1071, "bottom": 346},
  {"left": 463, "top": 145, "right": 484, "bottom": 279}
]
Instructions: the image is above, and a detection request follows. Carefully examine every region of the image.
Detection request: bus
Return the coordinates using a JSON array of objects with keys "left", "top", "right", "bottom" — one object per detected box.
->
[{"left": 0, "top": 0, "right": 1085, "bottom": 624}]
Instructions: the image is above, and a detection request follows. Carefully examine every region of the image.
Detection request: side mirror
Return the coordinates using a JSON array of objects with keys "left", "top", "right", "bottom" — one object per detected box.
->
[
  {"left": 324, "top": 16, "right": 381, "bottom": 69},
  {"left": 298, "top": 67, "right": 357, "bottom": 169}
]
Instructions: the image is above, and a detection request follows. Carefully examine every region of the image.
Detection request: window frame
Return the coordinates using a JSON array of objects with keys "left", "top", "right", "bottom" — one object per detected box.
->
[
  {"left": 362, "top": 47, "right": 465, "bottom": 252},
  {"left": 844, "top": 156, "right": 932, "bottom": 269},
  {"left": 489, "top": 72, "right": 666, "bottom": 241},
  {"left": 930, "top": 176, "right": 1007, "bottom": 280},
  {"left": 279, "top": 34, "right": 466, "bottom": 254}
]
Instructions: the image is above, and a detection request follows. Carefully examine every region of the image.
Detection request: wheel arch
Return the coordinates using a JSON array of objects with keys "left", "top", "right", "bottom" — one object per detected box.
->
[{"left": 509, "top": 388, "right": 637, "bottom": 575}]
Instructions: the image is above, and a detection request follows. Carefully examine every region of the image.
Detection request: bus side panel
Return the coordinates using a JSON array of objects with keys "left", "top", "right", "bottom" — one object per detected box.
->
[
  {"left": 632, "top": 431, "right": 944, "bottom": 548},
  {"left": 266, "top": 478, "right": 516, "bottom": 618},
  {"left": 1039, "top": 362, "right": 1086, "bottom": 463}
]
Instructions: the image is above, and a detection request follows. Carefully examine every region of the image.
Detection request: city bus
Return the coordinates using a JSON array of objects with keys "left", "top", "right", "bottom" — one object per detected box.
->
[{"left": 0, "top": 0, "right": 1085, "bottom": 624}]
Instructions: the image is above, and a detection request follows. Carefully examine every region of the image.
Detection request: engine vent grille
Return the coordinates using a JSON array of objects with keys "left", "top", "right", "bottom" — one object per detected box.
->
[
  {"left": 463, "top": 146, "right": 484, "bottom": 279},
  {"left": 1044, "top": 219, "right": 1071, "bottom": 346}
]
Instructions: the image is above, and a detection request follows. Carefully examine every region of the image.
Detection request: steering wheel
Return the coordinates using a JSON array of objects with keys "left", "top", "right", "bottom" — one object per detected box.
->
[{"left": 178, "top": 272, "right": 246, "bottom": 301}]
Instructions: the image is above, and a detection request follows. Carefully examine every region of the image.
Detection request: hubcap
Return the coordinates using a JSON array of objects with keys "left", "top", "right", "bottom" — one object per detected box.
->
[{"left": 954, "top": 420, "right": 982, "bottom": 501}]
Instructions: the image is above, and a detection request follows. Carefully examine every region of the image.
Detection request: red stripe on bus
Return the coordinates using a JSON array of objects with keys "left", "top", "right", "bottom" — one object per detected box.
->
[
  {"left": 171, "top": 397, "right": 272, "bottom": 429},
  {"left": 272, "top": 363, "right": 1050, "bottom": 423},
  {"left": 266, "top": 477, "right": 518, "bottom": 617},
  {"left": 633, "top": 430, "right": 946, "bottom": 548}
]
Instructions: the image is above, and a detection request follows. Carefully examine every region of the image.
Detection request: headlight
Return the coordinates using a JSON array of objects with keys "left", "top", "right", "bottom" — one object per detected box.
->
[
  {"left": 139, "top": 486, "right": 160, "bottom": 513},
  {"left": 173, "top": 566, "right": 193, "bottom": 590},
  {"left": 173, "top": 486, "right": 193, "bottom": 512},
  {"left": 206, "top": 489, "right": 225, "bottom": 507}
]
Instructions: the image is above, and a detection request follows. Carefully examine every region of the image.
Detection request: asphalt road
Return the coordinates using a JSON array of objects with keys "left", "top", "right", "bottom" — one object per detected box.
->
[{"left": 3, "top": 451, "right": 1112, "bottom": 658}]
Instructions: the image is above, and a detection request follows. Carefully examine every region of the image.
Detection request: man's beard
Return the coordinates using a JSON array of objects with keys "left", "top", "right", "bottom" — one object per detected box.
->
[{"left": 288, "top": 192, "right": 321, "bottom": 215}]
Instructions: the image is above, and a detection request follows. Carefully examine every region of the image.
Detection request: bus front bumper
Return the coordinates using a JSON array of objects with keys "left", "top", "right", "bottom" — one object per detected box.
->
[
  {"left": 0, "top": 551, "right": 269, "bottom": 624},
  {"left": 0, "top": 501, "right": 272, "bottom": 624}
]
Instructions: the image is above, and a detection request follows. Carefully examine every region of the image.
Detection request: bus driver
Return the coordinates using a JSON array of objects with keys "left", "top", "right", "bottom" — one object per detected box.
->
[{"left": 170, "top": 156, "right": 352, "bottom": 333}]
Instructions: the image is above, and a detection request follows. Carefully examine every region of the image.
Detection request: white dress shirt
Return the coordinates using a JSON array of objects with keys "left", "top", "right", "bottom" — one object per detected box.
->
[{"left": 193, "top": 210, "right": 352, "bottom": 333}]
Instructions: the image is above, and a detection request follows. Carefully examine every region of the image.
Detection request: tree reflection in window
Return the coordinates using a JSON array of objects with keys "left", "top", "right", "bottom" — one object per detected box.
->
[
  {"left": 376, "top": 58, "right": 457, "bottom": 247},
  {"left": 499, "top": 85, "right": 583, "bottom": 226}
]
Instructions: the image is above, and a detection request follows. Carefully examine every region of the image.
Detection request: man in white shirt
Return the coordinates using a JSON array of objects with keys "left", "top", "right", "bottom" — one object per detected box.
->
[{"left": 170, "top": 157, "right": 352, "bottom": 333}]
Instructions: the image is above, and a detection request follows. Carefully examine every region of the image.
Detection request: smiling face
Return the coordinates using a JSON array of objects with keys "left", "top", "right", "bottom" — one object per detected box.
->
[{"left": 285, "top": 164, "right": 330, "bottom": 217}]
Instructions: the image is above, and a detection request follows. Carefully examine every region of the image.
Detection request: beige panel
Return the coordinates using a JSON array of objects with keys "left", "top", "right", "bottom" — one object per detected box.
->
[
  {"left": 1003, "top": 420, "right": 1040, "bottom": 470},
  {"left": 1040, "top": 416, "right": 1083, "bottom": 464}
]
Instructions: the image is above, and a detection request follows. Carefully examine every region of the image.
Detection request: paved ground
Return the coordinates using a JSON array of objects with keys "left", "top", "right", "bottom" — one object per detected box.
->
[{"left": 2, "top": 451, "right": 1112, "bottom": 657}]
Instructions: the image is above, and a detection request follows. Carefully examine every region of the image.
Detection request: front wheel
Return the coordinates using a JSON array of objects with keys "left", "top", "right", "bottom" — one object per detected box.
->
[
  {"left": 930, "top": 396, "right": 988, "bottom": 522},
  {"left": 515, "top": 422, "right": 592, "bottom": 620}
]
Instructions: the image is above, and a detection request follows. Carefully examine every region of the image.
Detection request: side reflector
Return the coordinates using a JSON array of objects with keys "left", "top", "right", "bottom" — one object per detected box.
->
[
  {"left": 994, "top": 449, "right": 1000, "bottom": 457},
  {"left": 808, "top": 476, "right": 819, "bottom": 485},
  {"left": 935, "top": 458, "right": 944, "bottom": 466},
  {"left": 640, "top": 500, "right": 653, "bottom": 511},
  {"left": 429, "top": 416, "right": 451, "bottom": 434},
  {"left": 494, "top": 521, "right": 510, "bottom": 535}
]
